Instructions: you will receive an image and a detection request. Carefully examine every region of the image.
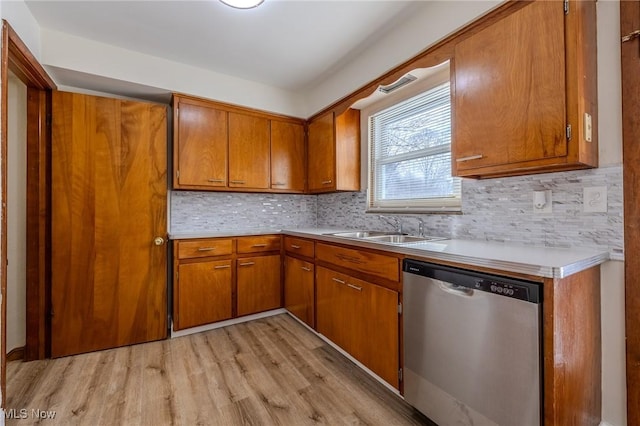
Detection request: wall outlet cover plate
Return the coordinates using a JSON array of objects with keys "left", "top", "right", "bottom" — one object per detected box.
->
[{"left": 583, "top": 186, "right": 607, "bottom": 213}]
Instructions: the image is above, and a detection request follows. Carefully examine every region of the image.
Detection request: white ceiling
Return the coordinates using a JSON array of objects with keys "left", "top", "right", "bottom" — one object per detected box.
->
[{"left": 25, "top": 0, "right": 424, "bottom": 93}]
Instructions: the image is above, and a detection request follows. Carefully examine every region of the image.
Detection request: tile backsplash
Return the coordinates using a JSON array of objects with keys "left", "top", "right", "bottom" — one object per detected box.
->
[
  {"left": 170, "top": 191, "right": 318, "bottom": 233},
  {"left": 317, "top": 165, "right": 623, "bottom": 259},
  {"left": 170, "top": 165, "right": 623, "bottom": 259}
]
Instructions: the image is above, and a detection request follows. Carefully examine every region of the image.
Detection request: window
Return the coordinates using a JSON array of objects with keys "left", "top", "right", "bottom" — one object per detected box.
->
[{"left": 367, "top": 81, "right": 461, "bottom": 212}]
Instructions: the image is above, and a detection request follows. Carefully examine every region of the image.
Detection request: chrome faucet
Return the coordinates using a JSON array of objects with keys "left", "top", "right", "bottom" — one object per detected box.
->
[
  {"left": 378, "top": 215, "right": 403, "bottom": 234},
  {"left": 408, "top": 217, "right": 426, "bottom": 237}
]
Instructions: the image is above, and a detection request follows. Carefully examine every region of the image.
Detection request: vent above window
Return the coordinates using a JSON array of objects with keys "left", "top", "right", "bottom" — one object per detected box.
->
[{"left": 378, "top": 74, "right": 417, "bottom": 94}]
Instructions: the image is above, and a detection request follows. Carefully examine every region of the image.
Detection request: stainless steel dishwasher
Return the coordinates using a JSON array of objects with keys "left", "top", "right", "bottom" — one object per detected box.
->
[{"left": 403, "top": 259, "right": 542, "bottom": 426}]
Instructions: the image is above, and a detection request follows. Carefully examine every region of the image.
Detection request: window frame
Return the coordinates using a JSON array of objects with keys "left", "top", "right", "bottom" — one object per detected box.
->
[{"left": 365, "top": 67, "right": 461, "bottom": 214}]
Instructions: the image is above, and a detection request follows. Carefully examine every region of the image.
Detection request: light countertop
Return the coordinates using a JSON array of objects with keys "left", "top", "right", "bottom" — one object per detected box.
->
[{"left": 169, "top": 228, "right": 609, "bottom": 279}]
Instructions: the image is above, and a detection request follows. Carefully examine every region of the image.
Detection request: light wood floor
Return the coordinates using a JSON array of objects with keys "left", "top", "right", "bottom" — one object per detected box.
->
[{"left": 7, "top": 314, "right": 432, "bottom": 425}]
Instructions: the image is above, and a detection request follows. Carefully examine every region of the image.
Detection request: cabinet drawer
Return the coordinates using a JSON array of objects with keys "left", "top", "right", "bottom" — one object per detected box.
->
[
  {"left": 316, "top": 243, "right": 399, "bottom": 281},
  {"left": 237, "top": 235, "right": 281, "bottom": 254},
  {"left": 177, "top": 238, "right": 234, "bottom": 259},
  {"left": 284, "top": 236, "right": 315, "bottom": 258}
]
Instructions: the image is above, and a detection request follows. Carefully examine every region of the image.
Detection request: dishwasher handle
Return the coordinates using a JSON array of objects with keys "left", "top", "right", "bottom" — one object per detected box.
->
[{"left": 438, "top": 281, "right": 474, "bottom": 297}]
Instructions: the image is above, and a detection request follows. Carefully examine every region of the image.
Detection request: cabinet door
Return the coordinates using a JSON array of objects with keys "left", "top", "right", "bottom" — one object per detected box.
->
[
  {"left": 453, "top": 1, "right": 566, "bottom": 174},
  {"left": 316, "top": 266, "right": 399, "bottom": 388},
  {"left": 175, "top": 259, "right": 232, "bottom": 330},
  {"left": 229, "top": 112, "right": 270, "bottom": 189},
  {"left": 284, "top": 256, "right": 315, "bottom": 328},
  {"left": 271, "top": 120, "right": 305, "bottom": 192},
  {"left": 307, "top": 111, "right": 336, "bottom": 192},
  {"left": 237, "top": 255, "right": 282, "bottom": 316},
  {"left": 175, "top": 101, "right": 228, "bottom": 188}
]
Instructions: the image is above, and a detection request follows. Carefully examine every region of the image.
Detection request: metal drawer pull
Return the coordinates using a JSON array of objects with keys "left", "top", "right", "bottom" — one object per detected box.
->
[
  {"left": 197, "top": 247, "right": 216, "bottom": 251},
  {"left": 230, "top": 180, "right": 246, "bottom": 184},
  {"left": 272, "top": 182, "right": 286, "bottom": 186},
  {"left": 347, "top": 284, "right": 363, "bottom": 291},
  {"left": 214, "top": 265, "right": 231, "bottom": 270},
  {"left": 252, "top": 244, "right": 268, "bottom": 247},
  {"left": 336, "top": 253, "right": 364, "bottom": 264},
  {"left": 290, "top": 245, "right": 301, "bottom": 249},
  {"left": 239, "top": 262, "right": 255, "bottom": 267},
  {"left": 322, "top": 180, "right": 333, "bottom": 185},
  {"left": 332, "top": 277, "right": 346, "bottom": 284},
  {"left": 301, "top": 267, "right": 312, "bottom": 272},
  {"left": 456, "top": 154, "right": 483, "bottom": 162},
  {"left": 207, "top": 178, "right": 225, "bottom": 183}
]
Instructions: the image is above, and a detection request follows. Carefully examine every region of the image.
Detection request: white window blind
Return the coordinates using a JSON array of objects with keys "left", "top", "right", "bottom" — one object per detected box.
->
[{"left": 368, "top": 82, "right": 461, "bottom": 212}]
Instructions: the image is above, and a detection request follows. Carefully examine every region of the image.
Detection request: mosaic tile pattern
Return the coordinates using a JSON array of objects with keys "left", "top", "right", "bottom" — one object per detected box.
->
[
  {"left": 317, "top": 165, "right": 624, "bottom": 259},
  {"left": 170, "top": 191, "right": 317, "bottom": 233}
]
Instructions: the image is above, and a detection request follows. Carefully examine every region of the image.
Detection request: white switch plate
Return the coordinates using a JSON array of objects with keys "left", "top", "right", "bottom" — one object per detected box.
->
[
  {"left": 583, "top": 186, "right": 607, "bottom": 212},
  {"left": 533, "top": 190, "right": 552, "bottom": 214},
  {"left": 584, "top": 112, "right": 593, "bottom": 143}
]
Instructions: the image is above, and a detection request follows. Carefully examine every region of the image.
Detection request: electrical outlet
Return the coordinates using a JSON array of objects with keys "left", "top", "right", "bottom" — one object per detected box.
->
[
  {"left": 533, "top": 190, "right": 552, "bottom": 214},
  {"left": 583, "top": 186, "right": 607, "bottom": 212}
]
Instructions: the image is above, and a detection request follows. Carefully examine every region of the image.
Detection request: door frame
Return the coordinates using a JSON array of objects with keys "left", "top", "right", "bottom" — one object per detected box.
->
[
  {"left": 0, "top": 19, "right": 56, "bottom": 406},
  {"left": 621, "top": 0, "right": 640, "bottom": 424}
]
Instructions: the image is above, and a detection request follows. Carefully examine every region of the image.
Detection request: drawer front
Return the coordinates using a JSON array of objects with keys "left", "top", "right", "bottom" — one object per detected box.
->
[
  {"left": 237, "top": 235, "right": 281, "bottom": 254},
  {"left": 177, "top": 238, "right": 234, "bottom": 259},
  {"left": 284, "top": 236, "right": 315, "bottom": 258},
  {"left": 316, "top": 243, "right": 400, "bottom": 281}
]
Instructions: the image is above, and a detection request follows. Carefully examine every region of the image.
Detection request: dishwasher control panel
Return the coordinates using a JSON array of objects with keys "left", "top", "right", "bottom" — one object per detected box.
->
[{"left": 474, "top": 279, "right": 530, "bottom": 302}]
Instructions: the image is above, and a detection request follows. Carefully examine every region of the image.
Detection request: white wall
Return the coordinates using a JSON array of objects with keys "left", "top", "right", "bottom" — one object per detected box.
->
[
  {"left": 0, "top": 0, "right": 41, "bottom": 59},
  {"left": 6, "top": 71, "right": 27, "bottom": 354}
]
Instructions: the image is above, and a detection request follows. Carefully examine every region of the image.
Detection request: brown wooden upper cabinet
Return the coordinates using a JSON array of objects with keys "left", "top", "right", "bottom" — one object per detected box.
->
[
  {"left": 174, "top": 97, "right": 228, "bottom": 189},
  {"left": 173, "top": 94, "right": 306, "bottom": 193},
  {"left": 307, "top": 108, "right": 361, "bottom": 193},
  {"left": 452, "top": 0, "right": 597, "bottom": 178},
  {"left": 229, "top": 112, "right": 270, "bottom": 189},
  {"left": 271, "top": 120, "right": 306, "bottom": 192}
]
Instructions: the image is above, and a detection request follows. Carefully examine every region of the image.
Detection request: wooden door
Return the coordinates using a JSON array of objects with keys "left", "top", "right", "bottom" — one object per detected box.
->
[
  {"left": 307, "top": 112, "right": 336, "bottom": 192},
  {"left": 453, "top": 0, "right": 566, "bottom": 173},
  {"left": 237, "top": 254, "right": 281, "bottom": 316},
  {"left": 175, "top": 259, "right": 233, "bottom": 330},
  {"left": 51, "top": 92, "right": 168, "bottom": 357},
  {"left": 228, "top": 112, "right": 270, "bottom": 189},
  {"left": 175, "top": 100, "right": 228, "bottom": 188},
  {"left": 284, "top": 256, "right": 315, "bottom": 328},
  {"left": 271, "top": 120, "right": 305, "bottom": 192},
  {"left": 316, "top": 267, "right": 353, "bottom": 352},
  {"left": 622, "top": 0, "right": 640, "bottom": 423}
]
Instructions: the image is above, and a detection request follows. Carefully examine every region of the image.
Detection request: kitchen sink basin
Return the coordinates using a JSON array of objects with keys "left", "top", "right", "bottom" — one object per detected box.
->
[
  {"left": 364, "top": 235, "right": 444, "bottom": 244},
  {"left": 328, "top": 230, "right": 405, "bottom": 239}
]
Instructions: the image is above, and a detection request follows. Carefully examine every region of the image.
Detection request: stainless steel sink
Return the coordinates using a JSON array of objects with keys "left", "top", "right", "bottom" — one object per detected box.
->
[
  {"left": 328, "top": 230, "right": 405, "bottom": 239},
  {"left": 364, "top": 235, "right": 444, "bottom": 244}
]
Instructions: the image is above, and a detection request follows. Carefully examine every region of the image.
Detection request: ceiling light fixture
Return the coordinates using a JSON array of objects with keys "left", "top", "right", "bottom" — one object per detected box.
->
[{"left": 219, "top": 0, "right": 264, "bottom": 9}]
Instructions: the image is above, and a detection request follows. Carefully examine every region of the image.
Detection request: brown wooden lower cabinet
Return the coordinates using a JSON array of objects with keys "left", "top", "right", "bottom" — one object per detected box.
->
[
  {"left": 237, "top": 254, "right": 282, "bottom": 316},
  {"left": 316, "top": 266, "right": 399, "bottom": 389},
  {"left": 284, "top": 256, "right": 315, "bottom": 328},
  {"left": 174, "top": 259, "right": 233, "bottom": 330}
]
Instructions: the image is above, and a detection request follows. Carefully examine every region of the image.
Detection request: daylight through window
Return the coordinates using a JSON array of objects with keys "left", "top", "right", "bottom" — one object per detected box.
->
[{"left": 368, "top": 81, "right": 461, "bottom": 212}]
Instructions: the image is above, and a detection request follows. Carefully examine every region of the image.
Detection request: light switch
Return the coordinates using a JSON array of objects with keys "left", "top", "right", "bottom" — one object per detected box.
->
[{"left": 583, "top": 186, "right": 607, "bottom": 212}]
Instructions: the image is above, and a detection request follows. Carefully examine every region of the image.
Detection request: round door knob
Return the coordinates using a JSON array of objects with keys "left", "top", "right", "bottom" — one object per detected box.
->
[{"left": 154, "top": 237, "right": 165, "bottom": 246}]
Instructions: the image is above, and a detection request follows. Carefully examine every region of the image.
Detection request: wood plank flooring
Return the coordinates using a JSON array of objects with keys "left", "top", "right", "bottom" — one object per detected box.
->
[{"left": 6, "top": 314, "right": 432, "bottom": 425}]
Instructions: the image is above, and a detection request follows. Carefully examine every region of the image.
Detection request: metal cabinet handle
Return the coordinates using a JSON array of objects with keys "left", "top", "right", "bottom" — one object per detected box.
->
[
  {"left": 207, "top": 178, "right": 225, "bottom": 183},
  {"left": 272, "top": 182, "right": 286, "bottom": 186},
  {"left": 290, "top": 245, "right": 301, "bottom": 249},
  {"left": 321, "top": 180, "right": 333, "bottom": 185},
  {"left": 197, "top": 247, "right": 216, "bottom": 251},
  {"left": 347, "top": 283, "right": 363, "bottom": 291},
  {"left": 214, "top": 265, "right": 231, "bottom": 270},
  {"left": 252, "top": 244, "right": 268, "bottom": 247},
  {"left": 301, "top": 267, "right": 312, "bottom": 272},
  {"left": 239, "top": 262, "right": 255, "bottom": 267},
  {"left": 230, "top": 180, "right": 246, "bottom": 184},
  {"left": 456, "top": 154, "right": 483, "bottom": 163},
  {"left": 332, "top": 277, "right": 346, "bottom": 284},
  {"left": 336, "top": 253, "right": 364, "bottom": 264}
]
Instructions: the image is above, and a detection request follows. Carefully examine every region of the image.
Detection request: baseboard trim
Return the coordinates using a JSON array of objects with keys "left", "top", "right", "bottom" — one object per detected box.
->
[
  {"left": 170, "top": 309, "right": 287, "bottom": 338},
  {"left": 6, "top": 346, "right": 25, "bottom": 362}
]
